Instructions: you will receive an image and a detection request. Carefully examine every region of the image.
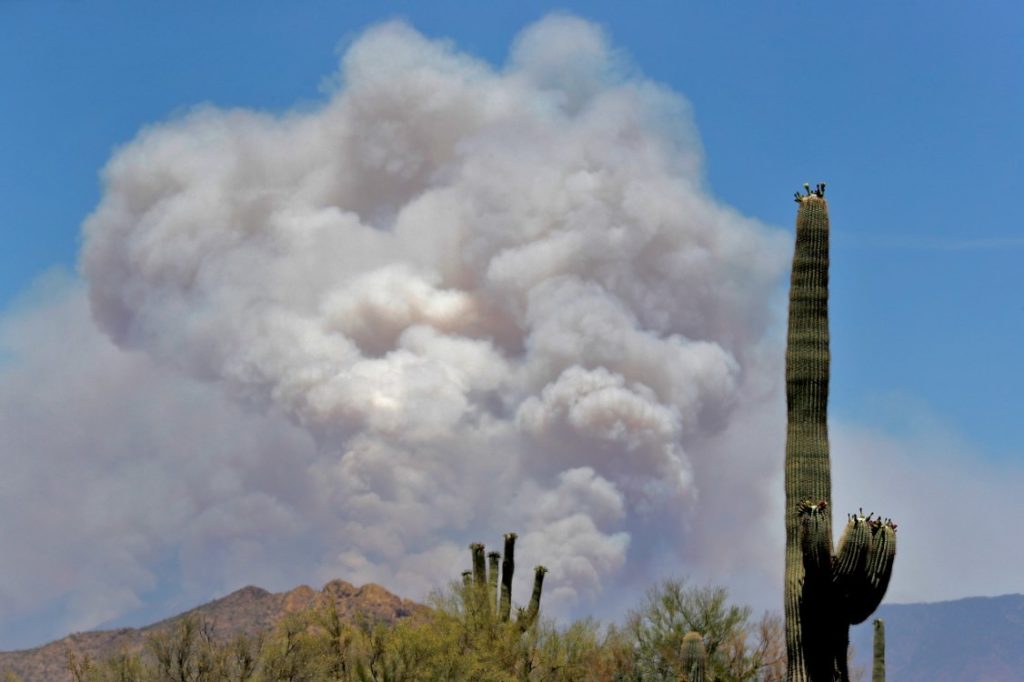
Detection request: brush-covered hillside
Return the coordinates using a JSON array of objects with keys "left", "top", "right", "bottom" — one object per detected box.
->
[
  {"left": 5, "top": 580, "right": 1024, "bottom": 681},
  {"left": 0, "top": 580, "right": 422, "bottom": 682}
]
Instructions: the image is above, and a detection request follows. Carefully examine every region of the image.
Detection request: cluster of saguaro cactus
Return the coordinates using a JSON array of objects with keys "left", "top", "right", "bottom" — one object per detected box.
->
[
  {"left": 463, "top": 533, "right": 547, "bottom": 632},
  {"left": 681, "top": 631, "right": 708, "bottom": 682},
  {"left": 784, "top": 185, "right": 897, "bottom": 681}
]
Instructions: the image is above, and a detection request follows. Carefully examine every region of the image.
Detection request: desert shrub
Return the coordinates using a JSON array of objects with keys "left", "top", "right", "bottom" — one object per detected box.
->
[
  {"left": 71, "top": 578, "right": 786, "bottom": 681},
  {"left": 624, "top": 579, "right": 784, "bottom": 682}
]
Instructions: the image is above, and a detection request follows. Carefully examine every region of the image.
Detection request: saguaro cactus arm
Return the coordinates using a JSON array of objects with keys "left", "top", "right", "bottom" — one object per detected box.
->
[
  {"left": 799, "top": 501, "right": 833, "bottom": 580},
  {"left": 833, "top": 516, "right": 873, "bottom": 599},
  {"left": 842, "top": 518, "right": 897, "bottom": 624}
]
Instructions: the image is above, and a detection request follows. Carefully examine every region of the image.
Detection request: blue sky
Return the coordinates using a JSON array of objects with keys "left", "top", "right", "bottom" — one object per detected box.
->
[
  {"left": 1, "top": 0, "right": 1022, "bottom": 649},
  {"left": 5, "top": 1, "right": 1021, "bottom": 451}
]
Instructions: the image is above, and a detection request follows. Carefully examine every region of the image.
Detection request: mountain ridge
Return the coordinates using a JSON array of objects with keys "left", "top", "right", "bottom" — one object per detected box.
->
[
  {"left": 4, "top": 586, "right": 1022, "bottom": 681},
  {"left": 0, "top": 579, "right": 423, "bottom": 682},
  {"left": 850, "top": 592, "right": 1024, "bottom": 681}
]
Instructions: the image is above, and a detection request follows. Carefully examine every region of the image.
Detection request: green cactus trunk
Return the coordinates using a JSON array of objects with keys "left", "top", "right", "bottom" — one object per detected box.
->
[
  {"left": 468, "top": 543, "right": 489, "bottom": 626},
  {"left": 487, "top": 551, "right": 501, "bottom": 614},
  {"left": 784, "top": 187, "right": 896, "bottom": 681},
  {"left": 784, "top": 189, "right": 837, "bottom": 680},
  {"left": 470, "top": 543, "right": 486, "bottom": 587},
  {"left": 872, "top": 619, "right": 885, "bottom": 682},
  {"left": 518, "top": 566, "right": 548, "bottom": 630},
  {"left": 681, "top": 631, "right": 707, "bottom": 682},
  {"left": 463, "top": 533, "right": 546, "bottom": 635},
  {"left": 500, "top": 533, "right": 517, "bottom": 622}
]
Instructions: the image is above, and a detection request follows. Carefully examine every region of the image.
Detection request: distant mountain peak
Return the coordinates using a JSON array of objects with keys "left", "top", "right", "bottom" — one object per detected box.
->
[
  {"left": 0, "top": 579, "right": 423, "bottom": 682},
  {"left": 851, "top": 593, "right": 1024, "bottom": 682}
]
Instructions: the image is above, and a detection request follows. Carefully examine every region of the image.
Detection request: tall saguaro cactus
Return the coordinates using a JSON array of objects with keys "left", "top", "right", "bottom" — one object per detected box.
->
[
  {"left": 500, "top": 533, "right": 517, "bottom": 622},
  {"left": 784, "top": 184, "right": 897, "bottom": 681}
]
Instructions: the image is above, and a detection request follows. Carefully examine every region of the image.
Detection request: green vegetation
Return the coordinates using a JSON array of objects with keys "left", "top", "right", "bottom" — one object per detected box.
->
[
  {"left": 60, "top": 577, "right": 783, "bottom": 682},
  {"left": 66, "top": 616, "right": 261, "bottom": 682},
  {"left": 625, "top": 579, "right": 784, "bottom": 681},
  {"left": 784, "top": 186, "right": 897, "bottom": 681}
]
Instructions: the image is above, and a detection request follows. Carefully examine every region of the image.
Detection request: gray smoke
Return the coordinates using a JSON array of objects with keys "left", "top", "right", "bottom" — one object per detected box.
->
[
  {"left": 80, "top": 14, "right": 789, "bottom": 618},
  {"left": 4, "top": 14, "right": 1017, "bottom": 650},
  {"left": 1, "top": 15, "right": 795, "bottom": 646},
  {"left": 0, "top": 275, "right": 321, "bottom": 647}
]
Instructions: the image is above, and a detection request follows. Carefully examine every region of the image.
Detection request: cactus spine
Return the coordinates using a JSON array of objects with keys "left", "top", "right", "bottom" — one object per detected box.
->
[
  {"left": 872, "top": 619, "right": 885, "bottom": 682},
  {"left": 681, "top": 631, "right": 707, "bottom": 682},
  {"left": 784, "top": 184, "right": 897, "bottom": 681}
]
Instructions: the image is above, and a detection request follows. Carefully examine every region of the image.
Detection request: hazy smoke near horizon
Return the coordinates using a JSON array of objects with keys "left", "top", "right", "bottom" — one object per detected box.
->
[
  {"left": 81, "top": 15, "right": 788, "bottom": 616},
  {"left": 0, "top": 16, "right": 793, "bottom": 647}
]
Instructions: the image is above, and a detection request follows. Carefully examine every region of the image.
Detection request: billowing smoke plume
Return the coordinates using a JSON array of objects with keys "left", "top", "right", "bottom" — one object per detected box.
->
[
  {"left": 1, "top": 16, "right": 793, "bottom": 647},
  {"left": 3, "top": 13, "right": 1021, "bottom": 652},
  {"left": 80, "top": 15, "right": 788, "bottom": 616}
]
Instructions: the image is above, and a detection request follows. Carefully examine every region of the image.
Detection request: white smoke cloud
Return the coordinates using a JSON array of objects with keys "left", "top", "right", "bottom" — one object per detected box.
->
[
  {"left": 3, "top": 14, "right": 1019, "bottom": 651},
  {"left": 77, "top": 13, "right": 790, "bottom": 618},
  {"left": 1, "top": 15, "right": 798, "bottom": 647},
  {"left": 0, "top": 274, "right": 322, "bottom": 647}
]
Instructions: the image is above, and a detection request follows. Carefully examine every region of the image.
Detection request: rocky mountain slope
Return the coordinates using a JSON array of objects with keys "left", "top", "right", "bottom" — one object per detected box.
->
[{"left": 0, "top": 580, "right": 422, "bottom": 682}]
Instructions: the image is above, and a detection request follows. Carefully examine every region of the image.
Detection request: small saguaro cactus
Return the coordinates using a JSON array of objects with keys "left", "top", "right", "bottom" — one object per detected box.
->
[
  {"left": 463, "top": 533, "right": 547, "bottom": 632},
  {"left": 470, "top": 543, "right": 487, "bottom": 588},
  {"left": 784, "top": 184, "right": 897, "bottom": 681},
  {"left": 467, "top": 542, "right": 492, "bottom": 624},
  {"left": 872, "top": 619, "right": 885, "bottom": 682},
  {"left": 681, "top": 631, "right": 707, "bottom": 682}
]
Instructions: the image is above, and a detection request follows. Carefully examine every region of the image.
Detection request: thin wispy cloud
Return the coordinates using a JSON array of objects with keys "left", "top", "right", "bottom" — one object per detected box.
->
[{"left": 845, "top": 234, "right": 1024, "bottom": 252}]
